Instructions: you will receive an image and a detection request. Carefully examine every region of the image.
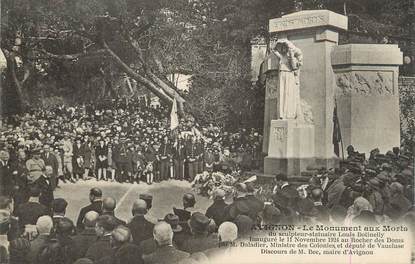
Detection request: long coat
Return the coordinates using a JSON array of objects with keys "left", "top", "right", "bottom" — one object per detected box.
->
[{"left": 127, "top": 215, "right": 154, "bottom": 246}]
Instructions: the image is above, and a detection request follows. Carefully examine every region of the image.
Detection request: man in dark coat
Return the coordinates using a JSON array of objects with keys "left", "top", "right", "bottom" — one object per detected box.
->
[
  {"left": 205, "top": 188, "right": 227, "bottom": 228},
  {"left": 76, "top": 188, "right": 103, "bottom": 230},
  {"left": 72, "top": 211, "right": 99, "bottom": 259},
  {"left": 386, "top": 182, "right": 411, "bottom": 220},
  {"left": 96, "top": 225, "right": 143, "bottom": 264},
  {"left": 0, "top": 150, "right": 12, "bottom": 197},
  {"left": 159, "top": 136, "right": 172, "bottom": 181},
  {"left": 127, "top": 199, "right": 154, "bottom": 246},
  {"left": 52, "top": 198, "right": 68, "bottom": 229},
  {"left": 173, "top": 138, "right": 186, "bottom": 180},
  {"left": 244, "top": 182, "right": 264, "bottom": 223},
  {"left": 101, "top": 197, "right": 126, "bottom": 226},
  {"left": 179, "top": 212, "right": 217, "bottom": 254},
  {"left": 26, "top": 215, "right": 53, "bottom": 264},
  {"left": 73, "top": 137, "right": 86, "bottom": 181},
  {"left": 223, "top": 183, "right": 251, "bottom": 222},
  {"left": 143, "top": 222, "right": 189, "bottom": 264},
  {"left": 85, "top": 215, "right": 117, "bottom": 262},
  {"left": 14, "top": 185, "right": 48, "bottom": 229},
  {"left": 42, "top": 144, "right": 59, "bottom": 190}
]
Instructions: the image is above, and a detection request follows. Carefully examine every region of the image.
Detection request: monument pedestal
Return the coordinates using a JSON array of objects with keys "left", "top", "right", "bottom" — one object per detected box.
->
[{"left": 264, "top": 119, "right": 315, "bottom": 176}]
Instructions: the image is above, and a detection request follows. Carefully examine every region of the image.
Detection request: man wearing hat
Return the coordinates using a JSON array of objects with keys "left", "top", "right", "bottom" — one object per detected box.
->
[
  {"left": 173, "top": 137, "right": 186, "bottom": 180},
  {"left": 223, "top": 183, "right": 251, "bottom": 222},
  {"left": 42, "top": 143, "right": 59, "bottom": 190},
  {"left": 25, "top": 148, "right": 45, "bottom": 184},
  {"left": 205, "top": 188, "right": 227, "bottom": 228},
  {"left": 0, "top": 150, "right": 12, "bottom": 197},
  {"left": 180, "top": 212, "right": 217, "bottom": 253},
  {"left": 62, "top": 134, "right": 74, "bottom": 182},
  {"left": 139, "top": 194, "right": 153, "bottom": 211},
  {"left": 73, "top": 137, "right": 85, "bottom": 181},
  {"left": 26, "top": 148, "right": 54, "bottom": 210},
  {"left": 159, "top": 136, "right": 172, "bottom": 181}
]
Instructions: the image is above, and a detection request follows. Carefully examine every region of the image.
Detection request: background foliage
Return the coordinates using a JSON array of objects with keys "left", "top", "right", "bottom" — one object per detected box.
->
[{"left": 0, "top": 0, "right": 413, "bottom": 139}]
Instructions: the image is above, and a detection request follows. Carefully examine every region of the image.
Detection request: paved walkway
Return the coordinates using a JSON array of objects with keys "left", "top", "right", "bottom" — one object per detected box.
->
[{"left": 54, "top": 179, "right": 212, "bottom": 224}]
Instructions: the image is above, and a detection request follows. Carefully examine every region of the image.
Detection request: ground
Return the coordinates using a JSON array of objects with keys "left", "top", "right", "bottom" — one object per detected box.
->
[{"left": 53, "top": 179, "right": 212, "bottom": 224}]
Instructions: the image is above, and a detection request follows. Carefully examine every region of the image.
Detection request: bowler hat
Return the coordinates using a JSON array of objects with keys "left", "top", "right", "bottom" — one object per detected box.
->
[
  {"left": 139, "top": 194, "right": 153, "bottom": 210},
  {"left": 189, "top": 212, "right": 210, "bottom": 233},
  {"left": 163, "top": 213, "right": 182, "bottom": 232}
]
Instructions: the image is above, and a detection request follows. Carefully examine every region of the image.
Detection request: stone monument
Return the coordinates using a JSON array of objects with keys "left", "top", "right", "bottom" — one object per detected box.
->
[
  {"left": 263, "top": 39, "right": 316, "bottom": 175},
  {"left": 331, "top": 44, "right": 403, "bottom": 154},
  {"left": 262, "top": 10, "right": 403, "bottom": 176}
]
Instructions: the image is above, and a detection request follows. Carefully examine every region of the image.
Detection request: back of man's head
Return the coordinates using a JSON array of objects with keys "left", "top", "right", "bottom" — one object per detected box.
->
[
  {"left": 112, "top": 226, "right": 131, "bottom": 245},
  {"left": 83, "top": 211, "right": 99, "bottom": 228},
  {"left": 183, "top": 193, "right": 196, "bottom": 208},
  {"left": 132, "top": 199, "right": 147, "bottom": 216},
  {"left": 89, "top": 188, "right": 102, "bottom": 200},
  {"left": 56, "top": 217, "right": 74, "bottom": 236},
  {"left": 218, "top": 222, "right": 238, "bottom": 242},
  {"left": 153, "top": 222, "right": 173, "bottom": 246},
  {"left": 275, "top": 173, "right": 288, "bottom": 182},
  {"left": 0, "top": 196, "right": 11, "bottom": 210},
  {"left": 102, "top": 197, "right": 117, "bottom": 212},
  {"left": 96, "top": 215, "right": 117, "bottom": 232},
  {"left": 52, "top": 198, "right": 68, "bottom": 215},
  {"left": 29, "top": 185, "right": 41, "bottom": 198},
  {"left": 310, "top": 188, "right": 323, "bottom": 202},
  {"left": 36, "top": 215, "right": 53, "bottom": 235}
]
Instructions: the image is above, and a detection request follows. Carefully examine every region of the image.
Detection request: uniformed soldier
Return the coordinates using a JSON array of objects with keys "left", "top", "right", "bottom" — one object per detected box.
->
[{"left": 159, "top": 136, "right": 172, "bottom": 181}]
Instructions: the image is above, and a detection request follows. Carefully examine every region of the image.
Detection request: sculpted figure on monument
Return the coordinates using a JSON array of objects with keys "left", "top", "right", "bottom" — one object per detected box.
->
[{"left": 274, "top": 39, "right": 303, "bottom": 120}]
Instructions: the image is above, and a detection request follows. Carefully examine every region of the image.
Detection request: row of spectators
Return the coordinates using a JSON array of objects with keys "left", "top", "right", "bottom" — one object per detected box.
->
[
  {"left": 0, "top": 98, "right": 261, "bottom": 195},
  {"left": 0, "top": 142, "right": 413, "bottom": 264}
]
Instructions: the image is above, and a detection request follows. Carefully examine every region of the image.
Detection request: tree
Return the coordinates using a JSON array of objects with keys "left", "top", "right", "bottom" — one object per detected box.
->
[{"left": 1, "top": 0, "right": 208, "bottom": 114}]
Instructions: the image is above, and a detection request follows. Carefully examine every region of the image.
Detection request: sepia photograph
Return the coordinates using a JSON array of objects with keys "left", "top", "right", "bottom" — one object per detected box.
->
[{"left": 0, "top": 0, "right": 413, "bottom": 263}]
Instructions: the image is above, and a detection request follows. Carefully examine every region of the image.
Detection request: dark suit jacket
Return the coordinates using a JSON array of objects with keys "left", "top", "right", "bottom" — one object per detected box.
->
[
  {"left": 76, "top": 200, "right": 103, "bottom": 229},
  {"left": 102, "top": 211, "right": 126, "bottom": 226},
  {"left": 128, "top": 215, "right": 154, "bottom": 245},
  {"left": 179, "top": 233, "right": 218, "bottom": 254},
  {"left": 97, "top": 243, "right": 144, "bottom": 264},
  {"left": 15, "top": 201, "right": 49, "bottom": 228},
  {"left": 223, "top": 197, "right": 251, "bottom": 222},
  {"left": 85, "top": 234, "right": 113, "bottom": 262},
  {"left": 71, "top": 228, "right": 97, "bottom": 259},
  {"left": 42, "top": 153, "right": 58, "bottom": 176},
  {"left": 205, "top": 199, "right": 227, "bottom": 227},
  {"left": 0, "top": 161, "right": 12, "bottom": 196},
  {"left": 143, "top": 245, "right": 189, "bottom": 264},
  {"left": 26, "top": 234, "right": 49, "bottom": 264}
]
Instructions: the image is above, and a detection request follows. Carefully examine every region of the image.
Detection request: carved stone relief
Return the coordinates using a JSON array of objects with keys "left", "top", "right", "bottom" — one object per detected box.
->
[{"left": 335, "top": 71, "right": 393, "bottom": 96}]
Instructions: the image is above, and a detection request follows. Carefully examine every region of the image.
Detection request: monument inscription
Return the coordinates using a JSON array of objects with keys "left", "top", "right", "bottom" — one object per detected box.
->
[
  {"left": 270, "top": 15, "right": 326, "bottom": 32},
  {"left": 273, "top": 127, "right": 287, "bottom": 142}
]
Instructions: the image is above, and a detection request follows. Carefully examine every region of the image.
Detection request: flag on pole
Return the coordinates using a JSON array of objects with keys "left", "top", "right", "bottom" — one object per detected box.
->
[
  {"left": 332, "top": 99, "right": 342, "bottom": 157},
  {"left": 170, "top": 98, "right": 179, "bottom": 131}
]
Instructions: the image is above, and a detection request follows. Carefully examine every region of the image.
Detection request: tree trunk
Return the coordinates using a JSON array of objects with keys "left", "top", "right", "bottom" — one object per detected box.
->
[
  {"left": 102, "top": 41, "right": 186, "bottom": 115},
  {"left": 4, "top": 50, "right": 29, "bottom": 110}
]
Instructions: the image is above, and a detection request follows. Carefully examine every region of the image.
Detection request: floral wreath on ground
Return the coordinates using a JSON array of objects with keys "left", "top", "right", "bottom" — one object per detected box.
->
[{"left": 191, "top": 170, "right": 238, "bottom": 198}]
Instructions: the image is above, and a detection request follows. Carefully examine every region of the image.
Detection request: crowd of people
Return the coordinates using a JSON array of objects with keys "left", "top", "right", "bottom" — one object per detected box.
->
[
  {"left": 0, "top": 140, "right": 412, "bottom": 264},
  {"left": 0, "top": 97, "right": 414, "bottom": 263},
  {"left": 0, "top": 97, "right": 262, "bottom": 197}
]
